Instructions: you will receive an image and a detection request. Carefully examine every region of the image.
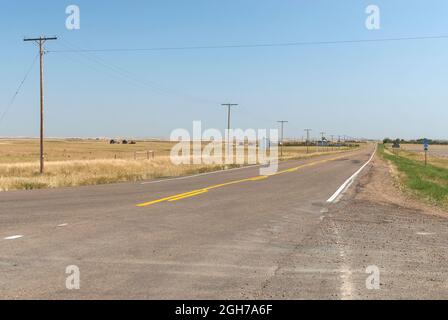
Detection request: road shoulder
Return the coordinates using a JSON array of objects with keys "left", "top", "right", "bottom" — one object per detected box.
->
[{"left": 324, "top": 154, "right": 448, "bottom": 299}]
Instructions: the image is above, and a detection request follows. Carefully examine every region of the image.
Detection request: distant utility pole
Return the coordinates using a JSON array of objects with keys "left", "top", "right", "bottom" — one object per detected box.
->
[
  {"left": 277, "top": 121, "right": 288, "bottom": 157},
  {"left": 304, "top": 129, "right": 312, "bottom": 154},
  {"left": 24, "top": 36, "right": 57, "bottom": 174},
  {"left": 221, "top": 103, "right": 238, "bottom": 156},
  {"left": 319, "top": 132, "right": 326, "bottom": 152},
  {"left": 320, "top": 132, "right": 325, "bottom": 141}
]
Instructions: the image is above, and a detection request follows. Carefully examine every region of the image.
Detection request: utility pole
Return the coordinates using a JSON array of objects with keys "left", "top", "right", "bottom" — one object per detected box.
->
[
  {"left": 221, "top": 104, "right": 238, "bottom": 159},
  {"left": 304, "top": 129, "right": 312, "bottom": 154},
  {"left": 319, "top": 132, "right": 326, "bottom": 152},
  {"left": 24, "top": 36, "right": 57, "bottom": 174},
  {"left": 320, "top": 132, "right": 325, "bottom": 141},
  {"left": 277, "top": 121, "right": 288, "bottom": 157}
]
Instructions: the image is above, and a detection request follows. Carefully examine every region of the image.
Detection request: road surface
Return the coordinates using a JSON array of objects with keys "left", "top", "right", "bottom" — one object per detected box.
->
[{"left": 1, "top": 143, "right": 447, "bottom": 299}]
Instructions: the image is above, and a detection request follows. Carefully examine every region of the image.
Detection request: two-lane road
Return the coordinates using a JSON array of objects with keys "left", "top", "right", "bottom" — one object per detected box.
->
[{"left": 0, "top": 145, "right": 376, "bottom": 299}]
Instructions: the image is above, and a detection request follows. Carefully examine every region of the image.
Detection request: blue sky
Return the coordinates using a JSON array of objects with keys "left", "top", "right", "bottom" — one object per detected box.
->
[{"left": 1, "top": 0, "right": 448, "bottom": 140}]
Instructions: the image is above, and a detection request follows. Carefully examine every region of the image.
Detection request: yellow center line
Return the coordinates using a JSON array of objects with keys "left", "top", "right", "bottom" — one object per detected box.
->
[
  {"left": 249, "top": 176, "right": 269, "bottom": 181},
  {"left": 168, "top": 189, "right": 209, "bottom": 202},
  {"left": 136, "top": 153, "right": 351, "bottom": 207}
]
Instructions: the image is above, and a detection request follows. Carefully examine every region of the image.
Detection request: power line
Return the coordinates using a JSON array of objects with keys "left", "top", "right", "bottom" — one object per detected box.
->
[
  {"left": 53, "top": 39, "right": 219, "bottom": 105},
  {"left": 47, "top": 35, "right": 448, "bottom": 54},
  {"left": 0, "top": 53, "right": 39, "bottom": 125}
]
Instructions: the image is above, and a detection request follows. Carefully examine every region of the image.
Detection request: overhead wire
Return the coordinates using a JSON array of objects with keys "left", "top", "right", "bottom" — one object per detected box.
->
[
  {"left": 53, "top": 39, "right": 220, "bottom": 105},
  {"left": 0, "top": 53, "right": 39, "bottom": 125},
  {"left": 47, "top": 35, "right": 448, "bottom": 53}
]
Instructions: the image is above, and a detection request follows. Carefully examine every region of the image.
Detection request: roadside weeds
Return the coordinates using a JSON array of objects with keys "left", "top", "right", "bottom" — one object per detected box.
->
[{"left": 378, "top": 144, "right": 448, "bottom": 213}]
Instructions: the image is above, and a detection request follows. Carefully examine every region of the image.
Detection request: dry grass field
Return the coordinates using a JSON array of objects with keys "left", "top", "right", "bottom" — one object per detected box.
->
[
  {"left": 382, "top": 144, "right": 448, "bottom": 209},
  {"left": 400, "top": 143, "right": 448, "bottom": 159},
  {"left": 0, "top": 139, "right": 356, "bottom": 191},
  {"left": 388, "top": 143, "right": 448, "bottom": 169}
]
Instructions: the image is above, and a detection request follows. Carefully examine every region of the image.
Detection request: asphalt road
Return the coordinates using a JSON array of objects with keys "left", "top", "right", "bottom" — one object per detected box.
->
[{"left": 1, "top": 143, "right": 425, "bottom": 299}]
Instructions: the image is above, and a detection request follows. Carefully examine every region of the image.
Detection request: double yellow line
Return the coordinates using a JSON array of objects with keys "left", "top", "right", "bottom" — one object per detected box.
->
[{"left": 136, "top": 153, "right": 350, "bottom": 207}]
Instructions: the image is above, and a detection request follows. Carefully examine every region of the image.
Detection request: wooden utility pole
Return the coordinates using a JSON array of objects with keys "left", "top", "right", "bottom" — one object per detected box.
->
[
  {"left": 24, "top": 36, "right": 57, "bottom": 174},
  {"left": 304, "top": 129, "right": 312, "bottom": 154},
  {"left": 320, "top": 132, "right": 325, "bottom": 141},
  {"left": 221, "top": 104, "right": 238, "bottom": 159},
  {"left": 277, "top": 121, "right": 288, "bottom": 157},
  {"left": 319, "top": 131, "right": 325, "bottom": 152}
]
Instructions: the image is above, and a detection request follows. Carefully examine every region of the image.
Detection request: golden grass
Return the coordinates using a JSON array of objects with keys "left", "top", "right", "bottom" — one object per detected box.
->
[
  {"left": 0, "top": 138, "right": 175, "bottom": 163},
  {"left": 0, "top": 139, "right": 358, "bottom": 191},
  {"left": 0, "top": 157, "right": 231, "bottom": 191},
  {"left": 385, "top": 144, "right": 448, "bottom": 169}
]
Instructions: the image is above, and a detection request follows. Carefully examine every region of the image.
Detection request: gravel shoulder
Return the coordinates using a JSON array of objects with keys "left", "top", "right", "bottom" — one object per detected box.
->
[{"left": 322, "top": 154, "right": 448, "bottom": 299}]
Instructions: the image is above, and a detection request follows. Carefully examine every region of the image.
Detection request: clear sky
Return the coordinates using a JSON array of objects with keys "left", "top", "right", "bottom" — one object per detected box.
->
[{"left": 1, "top": 0, "right": 448, "bottom": 140}]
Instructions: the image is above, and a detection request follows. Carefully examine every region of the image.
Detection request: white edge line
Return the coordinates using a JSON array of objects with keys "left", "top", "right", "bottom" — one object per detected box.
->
[
  {"left": 327, "top": 145, "right": 377, "bottom": 203},
  {"left": 4, "top": 235, "right": 24, "bottom": 240}
]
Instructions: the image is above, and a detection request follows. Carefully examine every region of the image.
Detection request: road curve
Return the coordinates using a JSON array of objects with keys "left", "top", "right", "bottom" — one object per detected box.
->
[{"left": 0, "top": 145, "right": 376, "bottom": 299}]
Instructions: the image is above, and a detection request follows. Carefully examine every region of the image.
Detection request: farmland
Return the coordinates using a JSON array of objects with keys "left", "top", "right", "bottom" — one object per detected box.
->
[
  {"left": 399, "top": 143, "right": 448, "bottom": 159},
  {"left": 0, "top": 139, "right": 357, "bottom": 191},
  {"left": 381, "top": 144, "right": 448, "bottom": 209}
]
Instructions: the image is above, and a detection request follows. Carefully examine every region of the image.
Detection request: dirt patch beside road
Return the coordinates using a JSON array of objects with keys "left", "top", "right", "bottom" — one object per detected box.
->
[
  {"left": 324, "top": 153, "right": 448, "bottom": 299},
  {"left": 350, "top": 154, "right": 447, "bottom": 218}
]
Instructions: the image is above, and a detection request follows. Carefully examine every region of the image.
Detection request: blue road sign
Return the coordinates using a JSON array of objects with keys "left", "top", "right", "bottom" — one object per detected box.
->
[{"left": 423, "top": 139, "right": 429, "bottom": 151}]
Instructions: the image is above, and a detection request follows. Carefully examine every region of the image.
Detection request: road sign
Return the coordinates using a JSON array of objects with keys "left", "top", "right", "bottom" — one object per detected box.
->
[
  {"left": 423, "top": 139, "right": 429, "bottom": 166},
  {"left": 423, "top": 139, "right": 429, "bottom": 151}
]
